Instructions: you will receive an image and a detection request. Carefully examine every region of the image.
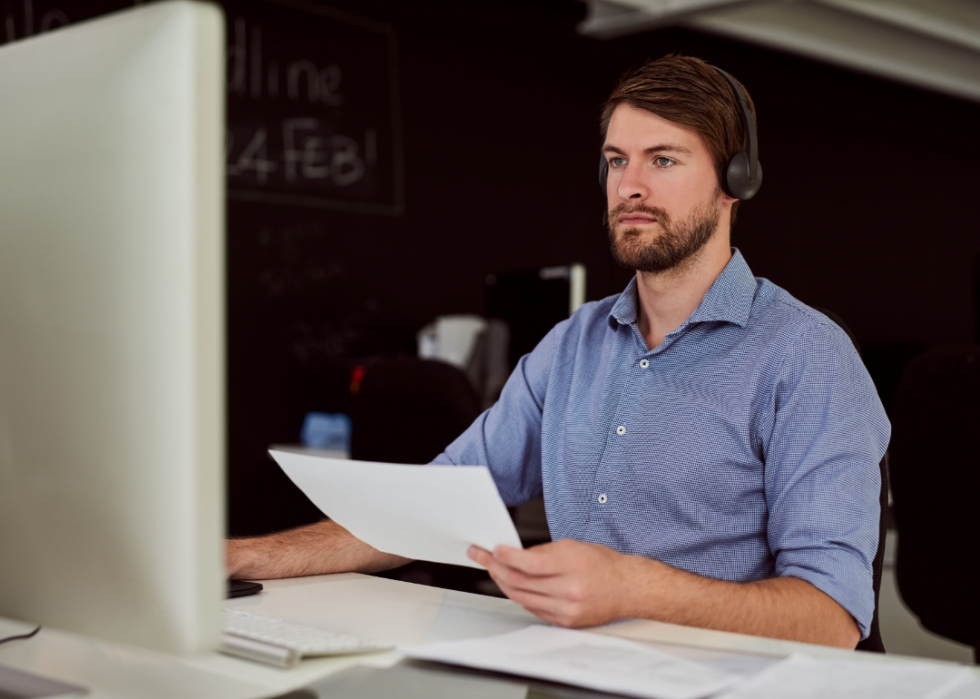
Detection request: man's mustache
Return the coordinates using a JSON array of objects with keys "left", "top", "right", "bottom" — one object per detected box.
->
[{"left": 608, "top": 203, "right": 671, "bottom": 230}]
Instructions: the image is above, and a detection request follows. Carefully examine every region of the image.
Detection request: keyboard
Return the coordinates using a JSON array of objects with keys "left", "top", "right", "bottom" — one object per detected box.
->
[{"left": 221, "top": 608, "right": 394, "bottom": 668}]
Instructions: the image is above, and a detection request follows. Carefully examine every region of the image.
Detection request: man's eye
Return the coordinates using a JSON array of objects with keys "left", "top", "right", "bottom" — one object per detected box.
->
[
  {"left": 655, "top": 156, "right": 675, "bottom": 167},
  {"left": 609, "top": 157, "right": 626, "bottom": 168}
]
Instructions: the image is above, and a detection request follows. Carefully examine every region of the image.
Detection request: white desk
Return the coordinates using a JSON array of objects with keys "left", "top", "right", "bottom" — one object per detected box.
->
[{"left": 1, "top": 573, "right": 978, "bottom": 699}]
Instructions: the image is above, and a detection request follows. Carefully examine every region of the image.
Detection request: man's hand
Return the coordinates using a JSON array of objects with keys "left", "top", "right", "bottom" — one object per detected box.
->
[
  {"left": 467, "top": 539, "right": 635, "bottom": 627},
  {"left": 469, "top": 538, "right": 860, "bottom": 649}
]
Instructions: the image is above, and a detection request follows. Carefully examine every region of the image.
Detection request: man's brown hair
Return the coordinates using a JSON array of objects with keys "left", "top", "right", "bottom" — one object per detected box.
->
[{"left": 601, "top": 55, "right": 757, "bottom": 220}]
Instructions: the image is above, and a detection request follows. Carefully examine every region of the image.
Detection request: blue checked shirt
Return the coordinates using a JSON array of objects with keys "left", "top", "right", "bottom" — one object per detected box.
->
[{"left": 433, "top": 249, "right": 890, "bottom": 638}]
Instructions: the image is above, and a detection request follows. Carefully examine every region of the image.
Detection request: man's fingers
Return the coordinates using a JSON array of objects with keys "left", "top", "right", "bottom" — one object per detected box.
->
[
  {"left": 504, "top": 585, "right": 557, "bottom": 611},
  {"left": 481, "top": 558, "right": 593, "bottom": 628},
  {"left": 473, "top": 545, "right": 541, "bottom": 592},
  {"left": 492, "top": 543, "right": 563, "bottom": 576},
  {"left": 484, "top": 563, "right": 576, "bottom": 612},
  {"left": 468, "top": 545, "right": 493, "bottom": 567},
  {"left": 486, "top": 561, "right": 542, "bottom": 595},
  {"left": 504, "top": 586, "right": 584, "bottom": 627},
  {"left": 489, "top": 571, "right": 555, "bottom": 611},
  {"left": 483, "top": 550, "right": 568, "bottom": 591}
]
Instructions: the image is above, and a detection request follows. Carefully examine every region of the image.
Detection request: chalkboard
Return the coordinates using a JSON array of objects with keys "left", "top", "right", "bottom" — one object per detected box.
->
[
  {"left": 1, "top": 0, "right": 405, "bottom": 216},
  {"left": 225, "top": 0, "right": 404, "bottom": 215}
]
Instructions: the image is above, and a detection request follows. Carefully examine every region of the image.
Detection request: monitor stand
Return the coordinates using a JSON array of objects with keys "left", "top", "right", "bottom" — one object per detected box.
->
[{"left": 0, "top": 663, "right": 88, "bottom": 698}]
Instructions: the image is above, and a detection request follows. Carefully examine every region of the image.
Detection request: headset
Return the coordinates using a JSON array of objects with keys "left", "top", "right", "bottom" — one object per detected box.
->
[{"left": 598, "top": 65, "right": 763, "bottom": 201}]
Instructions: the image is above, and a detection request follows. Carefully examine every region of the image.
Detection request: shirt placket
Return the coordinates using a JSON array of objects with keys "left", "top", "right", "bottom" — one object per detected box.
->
[{"left": 589, "top": 347, "right": 655, "bottom": 524}]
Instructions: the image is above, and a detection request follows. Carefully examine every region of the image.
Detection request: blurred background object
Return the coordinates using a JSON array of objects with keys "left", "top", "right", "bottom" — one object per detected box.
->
[
  {"left": 299, "top": 412, "right": 352, "bottom": 454},
  {"left": 888, "top": 345, "right": 980, "bottom": 664},
  {"left": 417, "top": 314, "right": 511, "bottom": 409},
  {"left": 487, "top": 263, "right": 587, "bottom": 370},
  {"left": 350, "top": 358, "right": 481, "bottom": 466},
  {"left": 579, "top": 0, "right": 980, "bottom": 104}
]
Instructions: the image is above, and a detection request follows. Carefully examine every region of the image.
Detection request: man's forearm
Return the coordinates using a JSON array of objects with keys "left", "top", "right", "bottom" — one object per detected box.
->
[
  {"left": 226, "top": 519, "right": 409, "bottom": 580},
  {"left": 623, "top": 557, "right": 860, "bottom": 649}
]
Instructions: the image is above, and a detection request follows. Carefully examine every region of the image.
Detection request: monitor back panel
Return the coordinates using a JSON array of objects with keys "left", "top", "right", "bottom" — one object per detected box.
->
[{"left": 0, "top": 0, "right": 225, "bottom": 654}]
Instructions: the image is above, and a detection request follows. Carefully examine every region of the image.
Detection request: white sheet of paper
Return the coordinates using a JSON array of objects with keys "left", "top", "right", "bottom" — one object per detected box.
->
[
  {"left": 402, "top": 625, "right": 739, "bottom": 699},
  {"left": 269, "top": 451, "right": 522, "bottom": 569},
  {"left": 719, "top": 653, "right": 974, "bottom": 699}
]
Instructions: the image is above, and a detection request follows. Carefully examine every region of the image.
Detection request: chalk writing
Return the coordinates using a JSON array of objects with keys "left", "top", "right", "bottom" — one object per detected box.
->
[
  {"left": 228, "top": 17, "right": 344, "bottom": 105},
  {"left": 1, "top": 0, "right": 70, "bottom": 43},
  {"left": 255, "top": 222, "right": 344, "bottom": 301},
  {"left": 227, "top": 119, "right": 375, "bottom": 188}
]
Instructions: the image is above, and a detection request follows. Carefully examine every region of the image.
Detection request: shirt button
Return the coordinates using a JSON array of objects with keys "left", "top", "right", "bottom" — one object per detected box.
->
[
  {"left": 639, "top": 359, "right": 649, "bottom": 369},
  {"left": 616, "top": 425, "right": 626, "bottom": 436},
  {"left": 598, "top": 493, "right": 608, "bottom": 504}
]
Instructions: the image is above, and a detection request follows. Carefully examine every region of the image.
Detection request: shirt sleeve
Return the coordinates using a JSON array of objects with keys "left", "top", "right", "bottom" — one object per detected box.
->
[
  {"left": 763, "top": 319, "right": 891, "bottom": 640},
  {"left": 430, "top": 320, "right": 565, "bottom": 506}
]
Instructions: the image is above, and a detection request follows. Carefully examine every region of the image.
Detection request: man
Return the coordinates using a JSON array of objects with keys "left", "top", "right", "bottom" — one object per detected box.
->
[{"left": 227, "top": 55, "right": 889, "bottom": 649}]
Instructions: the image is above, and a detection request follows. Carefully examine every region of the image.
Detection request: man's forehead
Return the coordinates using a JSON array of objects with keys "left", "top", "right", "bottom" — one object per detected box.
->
[{"left": 603, "top": 103, "right": 706, "bottom": 153}]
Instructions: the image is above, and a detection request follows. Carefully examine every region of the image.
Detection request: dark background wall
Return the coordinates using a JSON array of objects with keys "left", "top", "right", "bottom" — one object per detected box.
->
[
  {"left": 229, "top": 0, "right": 980, "bottom": 536},
  {"left": 5, "top": 0, "right": 979, "bottom": 536}
]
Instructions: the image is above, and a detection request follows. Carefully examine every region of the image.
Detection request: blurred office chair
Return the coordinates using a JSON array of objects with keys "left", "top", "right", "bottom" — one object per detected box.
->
[
  {"left": 350, "top": 357, "right": 481, "bottom": 465},
  {"left": 889, "top": 345, "right": 980, "bottom": 663},
  {"left": 817, "top": 308, "right": 888, "bottom": 654}
]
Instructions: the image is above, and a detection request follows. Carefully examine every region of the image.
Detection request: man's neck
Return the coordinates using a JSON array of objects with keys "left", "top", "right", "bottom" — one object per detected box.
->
[{"left": 634, "top": 237, "right": 732, "bottom": 350}]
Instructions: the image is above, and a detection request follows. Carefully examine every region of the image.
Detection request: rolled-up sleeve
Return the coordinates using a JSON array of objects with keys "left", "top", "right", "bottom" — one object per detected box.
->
[
  {"left": 763, "top": 321, "right": 890, "bottom": 639},
  {"left": 431, "top": 321, "right": 565, "bottom": 506}
]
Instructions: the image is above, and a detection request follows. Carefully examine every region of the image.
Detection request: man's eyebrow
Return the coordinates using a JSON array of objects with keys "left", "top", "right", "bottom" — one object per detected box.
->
[{"left": 602, "top": 143, "right": 694, "bottom": 156}]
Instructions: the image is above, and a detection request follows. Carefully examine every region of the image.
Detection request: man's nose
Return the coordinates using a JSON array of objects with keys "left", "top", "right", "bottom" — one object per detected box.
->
[{"left": 615, "top": 162, "right": 648, "bottom": 202}]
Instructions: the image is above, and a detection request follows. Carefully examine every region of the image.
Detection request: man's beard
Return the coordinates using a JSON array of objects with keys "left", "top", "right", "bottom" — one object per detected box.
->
[{"left": 607, "top": 198, "right": 721, "bottom": 274}]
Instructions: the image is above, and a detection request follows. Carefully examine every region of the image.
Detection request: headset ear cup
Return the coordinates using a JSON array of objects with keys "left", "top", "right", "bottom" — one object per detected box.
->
[{"left": 726, "top": 152, "right": 763, "bottom": 201}]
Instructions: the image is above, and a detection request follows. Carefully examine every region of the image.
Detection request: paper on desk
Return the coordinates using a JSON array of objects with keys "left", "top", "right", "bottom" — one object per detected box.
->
[
  {"left": 401, "top": 625, "right": 739, "bottom": 699},
  {"left": 269, "top": 451, "right": 522, "bottom": 569},
  {"left": 719, "top": 653, "right": 974, "bottom": 699}
]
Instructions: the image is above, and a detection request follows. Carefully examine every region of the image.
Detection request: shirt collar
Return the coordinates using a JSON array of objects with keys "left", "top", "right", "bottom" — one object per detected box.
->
[{"left": 609, "top": 248, "right": 756, "bottom": 330}]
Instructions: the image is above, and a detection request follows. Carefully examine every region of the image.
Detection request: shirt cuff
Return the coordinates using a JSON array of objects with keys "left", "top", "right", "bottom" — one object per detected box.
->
[{"left": 776, "top": 548, "right": 875, "bottom": 640}]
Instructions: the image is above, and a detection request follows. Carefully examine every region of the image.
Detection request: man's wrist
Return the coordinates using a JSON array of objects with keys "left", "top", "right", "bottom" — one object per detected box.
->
[
  {"left": 226, "top": 538, "right": 261, "bottom": 579},
  {"left": 614, "top": 552, "right": 665, "bottom": 621}
]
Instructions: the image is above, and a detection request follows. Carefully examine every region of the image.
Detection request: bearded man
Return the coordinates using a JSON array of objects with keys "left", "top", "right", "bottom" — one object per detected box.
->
[{"left": 227, "top": 55, "right": 889, "bottom": 650}]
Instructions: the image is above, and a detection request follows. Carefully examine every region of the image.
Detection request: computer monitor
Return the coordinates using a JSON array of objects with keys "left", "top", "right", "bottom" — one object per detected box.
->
[{"left": 0, "top": 0, "right": 225, "bottom": 655}]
